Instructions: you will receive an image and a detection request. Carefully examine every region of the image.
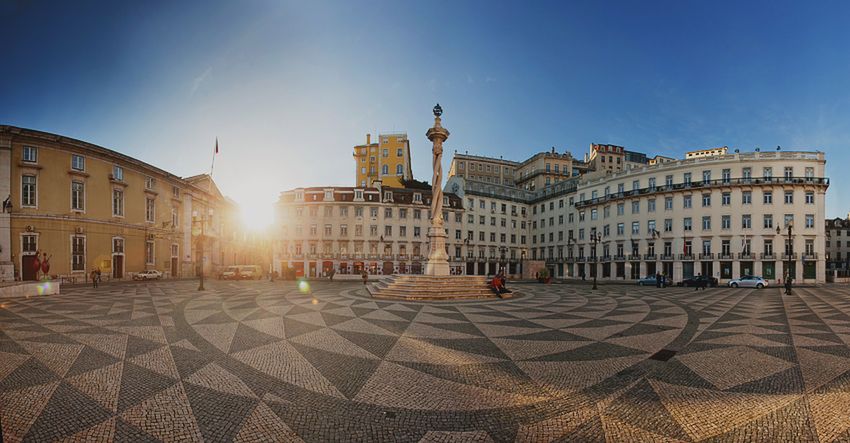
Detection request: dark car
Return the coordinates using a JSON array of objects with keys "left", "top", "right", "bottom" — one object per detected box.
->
[{"left": 677, "top": 275, "right": 718, "bottom": 287}]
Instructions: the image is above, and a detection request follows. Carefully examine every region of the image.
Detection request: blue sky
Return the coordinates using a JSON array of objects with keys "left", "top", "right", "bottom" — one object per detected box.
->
[{"left": 2, "top": 0, "right": 850, "bottom": 223}]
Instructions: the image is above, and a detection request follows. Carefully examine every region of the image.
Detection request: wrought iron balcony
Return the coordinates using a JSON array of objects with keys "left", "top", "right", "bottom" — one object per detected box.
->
[
  {"left": 644, "top": 254, "right": 658, "bottom": 261},
  {"left": 699, "top": 253, "right": 715, "bottom": 260},
  {"left": 679, "top": 254, "right": 695, "bottom": 260},
  {"left": 737, "top": 253, "right": 756, "bottom": 260}
]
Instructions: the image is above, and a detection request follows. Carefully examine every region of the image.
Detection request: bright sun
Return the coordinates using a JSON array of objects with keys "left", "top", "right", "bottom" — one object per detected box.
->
[{"left": 239, "top": 200, "right": 275, "bottom": 231}]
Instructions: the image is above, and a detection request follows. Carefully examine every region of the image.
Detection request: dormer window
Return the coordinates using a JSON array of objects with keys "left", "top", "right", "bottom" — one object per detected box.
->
[
  {"left": 443, "top": 196, "right": 449, "bottom": 206},
  {"left": 354, "top": 189, "right": 364, "bottom": 201},
  {"left": 295, "top": 191, "right": 304, "bottom": 201},
  {"left": 413, "top": 193, "right": 422, "bottom": 203},
  {"left": 324, "top": 190, "right": 334, "bottom": 200},
  {"left": 384, "top": 191, "right": 393, "bottom": 202}
]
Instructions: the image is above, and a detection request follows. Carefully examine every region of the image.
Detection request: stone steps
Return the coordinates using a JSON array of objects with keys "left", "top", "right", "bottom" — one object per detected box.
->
[{"left": 367, "top": 275, "right": 506, "bottom": 300}]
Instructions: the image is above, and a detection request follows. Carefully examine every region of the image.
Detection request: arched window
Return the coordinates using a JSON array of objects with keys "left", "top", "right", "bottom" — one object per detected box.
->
[
  {"left": 381, "top": 165, "right": 389, "bottom": 175},
  {"left": 396, "top": 164, "right": 403, "bottom": 175}
]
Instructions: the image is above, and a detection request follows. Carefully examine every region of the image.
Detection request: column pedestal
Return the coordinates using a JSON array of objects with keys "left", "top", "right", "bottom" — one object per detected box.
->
[{"left": 425, "top": 226, "right": 450, "bottom": 276}]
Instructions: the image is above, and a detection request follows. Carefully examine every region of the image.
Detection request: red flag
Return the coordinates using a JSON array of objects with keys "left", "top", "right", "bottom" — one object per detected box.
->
[{"left": 683, "top": 239, "right": 687, "bottom": 254}]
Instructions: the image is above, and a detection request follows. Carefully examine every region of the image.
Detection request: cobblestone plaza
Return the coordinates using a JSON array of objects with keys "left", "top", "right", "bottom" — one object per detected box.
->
[{"left": 2, "top": 281, "right": 850, "bottom": 442}]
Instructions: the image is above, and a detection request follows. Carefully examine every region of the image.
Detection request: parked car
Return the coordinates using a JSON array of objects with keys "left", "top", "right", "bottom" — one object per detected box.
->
[
  {"left": 221, "top": 265, "right": 262, "bottom": 280},
  {"left": 729, "top": 275, "right": 768, "bottom": 289},
  {"left": 133, "top": 269, "right": 162, "bottom": 280},
  {"left": 637, "top": 275, "right": 671, "bottom": 286},
  {"left": 677, "top": 275, "right": 718, "bottom": 287}
]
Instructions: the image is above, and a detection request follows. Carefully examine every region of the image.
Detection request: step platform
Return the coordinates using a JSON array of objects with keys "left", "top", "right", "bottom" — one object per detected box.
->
[{"left": 367, "top": 275, "right": 514, "bottom": 301}]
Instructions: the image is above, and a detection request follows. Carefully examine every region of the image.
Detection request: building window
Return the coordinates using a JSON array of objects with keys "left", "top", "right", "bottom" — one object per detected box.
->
[
  {"left": 664, "top": 219, "right": 672, "bottom": 232},
  {"left": 742, "top": 214, "right": 752, "bottom": 229},
  {"left": 145, "top": 198, "right": 155, "bottom": 222},
  {"left": 145, "top": 176, "right": 156, "bottom": 190},
  {"left": 764, "top": 214, "right": 773, "bottom": 229},
  {"left": 631, "top": 201, "right": 639, "bottom": 214},
  {"left": 805, "top": 192, "right": 814, "bottom": 204},
  {"left": 784, "top": 191, "right": 794, "bottom": 204},
  {"left": 764, "top": 191, "right": 773, "bottom": 204},
  {"left": 742, "top": 191, "right": 752, "bottom": 205},
  {"left": 381, "top": 165, "right": 388, "bottom": 175},
  {"left": 22, "top": 146, "right": 38, "bottom": 163},
  {"left": 71, "top": 154, "right": 85, "bottom": 171},
  {"left": 721, "top": 192, "right": 731, "bottom": 206},
  {"left": 112, "top": 189, "right": 124, "bottom": 216},
  {"left": 702, "top": 216, "right": 711, "bottom": 230},
  {"left": 702, "top": 193, "right": 711, "bottom": 207},
  {"left": 113, "top": 237, "right": 124, "bottom": 253},
  {"left": 702, "top": 170, "right": 711, "bottom": 182},
  {"left": 684, "top": 218, "right": 692, "bottom": 231},
  {"left": 112, "top": 165, "right": 124, "bottom": 181},
  {"left": 763, "top": 167, "right": 772, "bottom": 179},
  {"left": 21, "top": 175, "right": 36, "bottom": 207},
  {"left": 665, "top": 197, "right": 673, "bottom": 210},
  {"left": 23, "top": 235, "right": 37, "bottom": 253},
  {"left": 145, "top": 241, "right": 154, "bottom": 265},
  {"left": 173, "top": 186, "right": 180, "bottom": 199},
  {"left": 683, "top": 195, "right": 692, "bottom": 209},
  {"left": 396, "top": 164, "right": 403, "bottom": 175},
  {"left": 631, "top": 222, "right": 640, "bottom": 235},
  {"left": 722, "top": 215, "right": 731, "bottom": 230},
  {"left": 721, "top": 169, "right": 731, "bottom": 184},
  {"left": 806, "top": 214, "right": 814, "bottom": 228},
  {"left": 71, "top": 181, "right": 85, "bottom": 211},
  {"left": 72, "top": 236, "right": 86, "bottom": 271}
]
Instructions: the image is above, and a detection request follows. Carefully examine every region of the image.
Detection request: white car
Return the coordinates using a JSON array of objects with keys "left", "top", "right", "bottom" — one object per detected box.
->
[
  {"left": 133, "top": 269, "right": 163, "bottom": 280},
  {"left": 728, "top": 275, "right": 768, "bottom": 289}
]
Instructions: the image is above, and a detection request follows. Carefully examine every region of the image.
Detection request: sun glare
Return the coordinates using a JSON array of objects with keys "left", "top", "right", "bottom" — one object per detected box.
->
[{"left": 239, "top": 201, "right": 275, "bottom": 231}]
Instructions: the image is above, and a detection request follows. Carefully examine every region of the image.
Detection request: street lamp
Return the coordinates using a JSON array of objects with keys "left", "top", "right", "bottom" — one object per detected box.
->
[
  {"left": 592, "top": 232, "right": 602, "bottom": 290},
  {"left": 193, "top": 208, "right": 214, "bottom": 291},
  {"left": 777, "top": 221, "right": 794, "bottom": 295},
  {"left": 520, "top": 250, "right": 526, "bottom": 279}
]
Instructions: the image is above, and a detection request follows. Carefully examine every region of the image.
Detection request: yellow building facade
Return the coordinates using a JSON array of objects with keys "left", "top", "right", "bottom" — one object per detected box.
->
[
  {"left": 0, "top": 126, "right": 252, "bottom": 282},
  {"left": 353, "top": 133, "right": 412, "bottom": 188}
]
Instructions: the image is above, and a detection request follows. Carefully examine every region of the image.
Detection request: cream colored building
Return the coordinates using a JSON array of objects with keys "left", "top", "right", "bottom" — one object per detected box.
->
[
  {"left": 686, "top": 146, "right": 728, "bottom": 159},
  {"left": 0, "top": 126, "right": 251, "bottom": 282},
  {"left": 274, "top": 185, "right": 465, "bottom": 277},
  {"left": 535, "top": 150, "right": 829, "bottom": 283},
  {"left": 447, "top": 152, "right": 519, "bottom": 187}
]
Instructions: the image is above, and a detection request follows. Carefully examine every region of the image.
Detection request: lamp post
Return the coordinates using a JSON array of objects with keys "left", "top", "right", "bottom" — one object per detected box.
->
[
  {"left": 520, "top": 250, "right": 526, "bottom": 279},
  {"left": 777, "top": 222, "right": 794, "bottom": 295},
  {"left": 567, "top": 235, "right": 573, "bottom": 277},
  {"left": 592, "top": 232, "right": 602, "bottom": 290},
  {"left": 193, "top": 208, "right": 214, "bottom": 291}
]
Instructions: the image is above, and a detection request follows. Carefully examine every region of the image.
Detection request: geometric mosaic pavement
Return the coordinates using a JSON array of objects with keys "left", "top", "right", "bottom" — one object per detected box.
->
[{"left": 2, "top": 280, "right": 850, "bottom": 442}]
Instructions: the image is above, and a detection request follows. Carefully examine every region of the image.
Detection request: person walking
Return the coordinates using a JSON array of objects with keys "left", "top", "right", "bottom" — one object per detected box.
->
[
  {"left": 655, "top": 272, "right": 662, "bottom": 288},
  {"left": 91, "top": 269, "right": 98, "bottom": 288}
]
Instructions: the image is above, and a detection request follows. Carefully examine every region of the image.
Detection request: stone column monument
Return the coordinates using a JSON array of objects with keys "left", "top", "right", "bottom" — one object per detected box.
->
[{"left": 424, "top": 104, "right": 451, "bottom": 276}]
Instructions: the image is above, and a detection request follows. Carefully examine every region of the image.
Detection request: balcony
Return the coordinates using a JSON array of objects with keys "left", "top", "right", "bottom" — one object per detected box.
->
[
  {"left": 601, "top": 255, "right": 612, "bottom": 262},
  {"left": 382, "top": 254, "right": 395, "bottom": 260},
  {"left": 699, "top": 253, "right": 715, "bottom": 260},
  {"left": 573, "top": 176, "right": 830, "bottom": 208},
  {"left": 660, "top": 254, "right": 675, "bottom": 261},
  {"left": 781, "top": 253, "right": 799, "bottom": 260},
  {"left": 760, "top": 253, "right": 776, "bottom": 260},
  {"left": 614, "top": 255, "right": 626, "bottom": 261},
  {"left": 718, "top": 254, "right": 733, "bottom": 260},
  {"left": 737, "top": 253, "right": 756, "bottom": 260},
  {"left": 802, "top": 253, "right": 818, "bottom": 260},
  {"left": 679, "top": 254, "right": 695, "bottom": 260},
  {"left": 644, "top": 254, "right": 657, "bottom": 261},
  {"left": 398, "top": 254, "right": 409, "bottom": 261},
  {"left": 627, "top": 255, "right": 641, "bottom": 261}
]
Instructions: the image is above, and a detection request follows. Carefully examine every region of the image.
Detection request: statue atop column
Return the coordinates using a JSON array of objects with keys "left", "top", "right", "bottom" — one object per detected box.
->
[{"left": 425, "top": 104, "right": 451, "bottom": 276}]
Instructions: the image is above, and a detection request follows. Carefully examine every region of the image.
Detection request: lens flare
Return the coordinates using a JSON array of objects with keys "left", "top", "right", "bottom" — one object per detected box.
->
[{"left": 297, "top": 279, "right": 310, "bottom": 293}]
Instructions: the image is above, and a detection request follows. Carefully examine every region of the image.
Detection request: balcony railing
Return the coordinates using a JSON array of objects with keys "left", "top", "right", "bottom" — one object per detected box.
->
[
  {"left": 718, "top": 254, "right": 733, "bottom": 260},
  {"left": 679, "top": 254, "right": 695, "bottom": 260},
  {"left": 628, "top": 255, "right": 641, "bottom": 261},
  {"left": 802, "top": 253, "right": 818, "bottom": 260},
  {"left": 574, "top": 176, "right": 829, "bottom": 208},
  {"left": 614, "top": 255, "right": 626, "bottom": 261},
  {"left": 644, "top": 254, "right": 657, "bottom": 261},
  {"left": 760, "top": 253, "right": 776, "bottom": 260},
  {"left": 699, "top": 253, "right": 715, "bottom": 260},
  {"left": 737, "top": 253, "right": 756, "bottom": 260},
  {"left": 660, "top": 254, "right": 675, "bottom": 261}
]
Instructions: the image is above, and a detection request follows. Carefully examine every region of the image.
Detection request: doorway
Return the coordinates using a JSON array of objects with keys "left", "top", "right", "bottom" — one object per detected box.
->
[
  {"left": 22, "top": 255, "right": 38, "bottom": 281},
  {"left": 171, "top": 257, "right": 178, "bottom": 278},
  {"left": 113, "top": 255, "right": 124, "bottom": 279}
]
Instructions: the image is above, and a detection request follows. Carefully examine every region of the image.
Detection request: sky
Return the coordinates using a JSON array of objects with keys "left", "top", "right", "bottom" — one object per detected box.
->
[{"left": 3, "top": 0, "right": 850, "bottom": 225}]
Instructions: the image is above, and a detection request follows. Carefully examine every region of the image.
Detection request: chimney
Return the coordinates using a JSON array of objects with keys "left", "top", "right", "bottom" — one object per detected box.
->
[{"left": 366, "top": 133, "right": 371, "bottom": 145}]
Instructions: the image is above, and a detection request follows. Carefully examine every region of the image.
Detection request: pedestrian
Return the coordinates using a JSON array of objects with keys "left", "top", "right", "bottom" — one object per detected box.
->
[
  {"left": 362, "top": 270, "right": 368, "bottom": 285},
  {"left": 694, "top": 273, "right": 702, "bottom": 291},
  {"left": 96, "top": 268, "right": 101, "bottom": 286},
  {"left": 91, "top": 269, "right": 98, "bottom": 288},
  {"left": 655, "top": 272, "right": 661, "bottom": 288}
]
